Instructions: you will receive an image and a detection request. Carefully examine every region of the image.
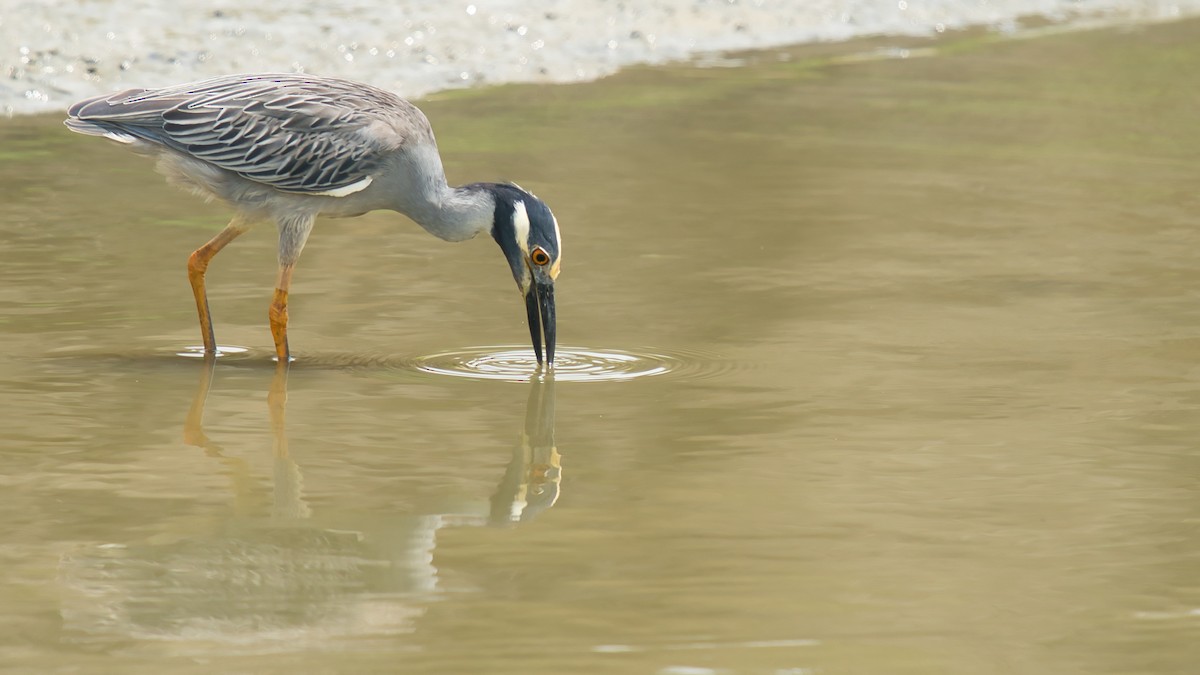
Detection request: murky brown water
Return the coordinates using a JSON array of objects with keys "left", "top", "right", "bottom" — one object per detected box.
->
[{"left": 2, "top": 18, "right": 1199, "bottom": 675}]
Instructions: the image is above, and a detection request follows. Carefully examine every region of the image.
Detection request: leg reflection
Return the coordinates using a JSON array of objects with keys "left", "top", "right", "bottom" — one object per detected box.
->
[
  {"left": 182, "top": 354, "right": 259, "bottom": 510},
  {"left": 268, "top": 361, "right": 310, "bottom": 519},
  {"left": 182, "top": 354, "right": 222, "bottom": 454},
  {"left": 490, "top": 377, "right": 561, "bottom": 526},
  {"left": 181, "top": 357, "right": 309, "bottom": 519}
]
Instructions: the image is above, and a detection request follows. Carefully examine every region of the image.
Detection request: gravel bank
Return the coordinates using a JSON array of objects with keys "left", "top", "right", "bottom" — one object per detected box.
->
[{"left": 3, "top": 0, "right": 1198, "bottom": 114}]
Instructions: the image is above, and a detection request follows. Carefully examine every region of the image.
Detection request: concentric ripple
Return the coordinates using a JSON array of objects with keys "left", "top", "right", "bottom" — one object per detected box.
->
[{"left": 410, "top": 346, "right": 680, "bottom": 382}]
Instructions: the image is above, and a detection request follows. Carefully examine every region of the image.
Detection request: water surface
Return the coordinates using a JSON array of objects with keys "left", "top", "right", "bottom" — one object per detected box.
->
[{"left": 2, "top": 19, "right": 1200, "bottom": 674}]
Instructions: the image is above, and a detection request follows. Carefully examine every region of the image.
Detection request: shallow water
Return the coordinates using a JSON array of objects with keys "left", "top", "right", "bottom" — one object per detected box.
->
[{"left": 2, "top": 19, "right": 1200, "bottom": 674}]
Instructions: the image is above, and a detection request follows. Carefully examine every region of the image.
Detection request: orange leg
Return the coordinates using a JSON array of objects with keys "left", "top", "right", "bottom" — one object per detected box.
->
[
  {"left": 269, "top": 264, "right": 295, "bottom": 362},
  {"left": 187, "top": 217, "right": 251, "bottom": 354},
  {"left": 270, "top": 214, "right": 315, "bottom": 362}
]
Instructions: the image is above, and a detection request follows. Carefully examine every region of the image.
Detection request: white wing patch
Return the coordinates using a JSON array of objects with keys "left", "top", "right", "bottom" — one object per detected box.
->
[
  {"left": 311, "top": 175, "right": 373, "bottom": 197},
  {"left": 103, "top": 130, "right": 137, "bottom": 144}
]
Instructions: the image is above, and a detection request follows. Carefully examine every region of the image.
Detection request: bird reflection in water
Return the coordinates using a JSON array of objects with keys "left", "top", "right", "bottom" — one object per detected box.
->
[
  {"left": 184, "top": 358, "right": 562, "bottom": 526},
  {"left": 58, "top": 359, "right": 562, "bottom": 650}
]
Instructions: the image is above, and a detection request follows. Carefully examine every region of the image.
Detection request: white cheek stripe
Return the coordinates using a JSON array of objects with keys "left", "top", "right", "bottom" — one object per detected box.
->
[
  {"left": 548, "top": 211, "right": 563, "bottom": 278},
  {"left": 551, "top": 212, "right": 562, "bottom": 258},
  {"left": 512, "top": 199, "right": 531, "bottom": 255}
]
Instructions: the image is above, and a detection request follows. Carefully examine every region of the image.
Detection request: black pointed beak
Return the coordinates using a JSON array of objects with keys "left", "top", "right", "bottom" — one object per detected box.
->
[{"left": 524, "top": 281, "right": 556, "bottom": 367}]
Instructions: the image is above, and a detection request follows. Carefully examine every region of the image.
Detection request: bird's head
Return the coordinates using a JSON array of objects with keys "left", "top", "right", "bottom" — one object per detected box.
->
[{"left": 486, "top": 183, "right": 562, "bottom": 367}]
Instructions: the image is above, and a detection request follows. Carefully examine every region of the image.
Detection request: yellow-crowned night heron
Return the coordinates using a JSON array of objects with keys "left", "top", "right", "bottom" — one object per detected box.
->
[{"left": 65, "top": 73, "right": 561, "bottom": 365}]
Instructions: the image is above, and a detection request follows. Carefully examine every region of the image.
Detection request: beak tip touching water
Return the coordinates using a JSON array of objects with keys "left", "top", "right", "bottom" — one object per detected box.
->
[{"left": 524, "top": 282, "right": 556, "bottom": 369}]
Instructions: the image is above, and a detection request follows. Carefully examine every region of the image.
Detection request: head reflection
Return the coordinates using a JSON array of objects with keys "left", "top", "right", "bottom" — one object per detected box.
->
[{"left": 490, "top": 377, "right": 561, "bottom": 525}]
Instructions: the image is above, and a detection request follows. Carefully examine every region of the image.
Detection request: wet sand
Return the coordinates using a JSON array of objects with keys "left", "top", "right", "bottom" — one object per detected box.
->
[
  {"left": 5, "top": 0, "right": 1200, "bottom": 114},
  {"left": 1, "top": 16, "right": 1200, "bottom": 675}
]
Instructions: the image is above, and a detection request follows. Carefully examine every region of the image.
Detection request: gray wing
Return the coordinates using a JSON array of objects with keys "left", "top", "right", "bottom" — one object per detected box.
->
[{"left": 65, "top": 74, "right": 432, "bottom": 195}]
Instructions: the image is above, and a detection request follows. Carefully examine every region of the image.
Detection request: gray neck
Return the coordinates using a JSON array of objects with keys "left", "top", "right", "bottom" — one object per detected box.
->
[{"left": 379, "top": 144, "right": 495, "bottom": 242}]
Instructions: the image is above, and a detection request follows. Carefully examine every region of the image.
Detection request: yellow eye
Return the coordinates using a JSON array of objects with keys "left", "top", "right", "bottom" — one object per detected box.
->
[{"left": 531, "top": 247, "right": 551, "bottom": 266}]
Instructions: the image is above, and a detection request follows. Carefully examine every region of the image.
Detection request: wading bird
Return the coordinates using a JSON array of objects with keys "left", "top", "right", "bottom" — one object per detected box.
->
[{"left": 65, "top": 73, "right": 561, "bottom": 365}]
